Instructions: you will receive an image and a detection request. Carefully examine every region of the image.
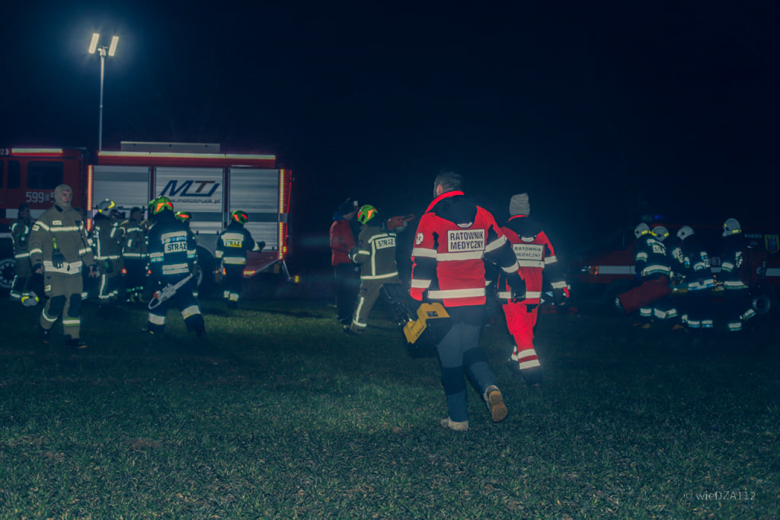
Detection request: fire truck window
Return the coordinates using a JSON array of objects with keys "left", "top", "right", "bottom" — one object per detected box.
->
[
  {"left": 8, "top": 161, "right": 21, "bottom": 189},
  {"left": 27, "top": 161, "right": 64, "bottom": 189}
]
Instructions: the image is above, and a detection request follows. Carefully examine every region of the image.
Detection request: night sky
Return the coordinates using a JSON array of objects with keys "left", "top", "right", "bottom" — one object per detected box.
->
[{"left": 2, "top": 1, "right": 779, "bottom": 267}]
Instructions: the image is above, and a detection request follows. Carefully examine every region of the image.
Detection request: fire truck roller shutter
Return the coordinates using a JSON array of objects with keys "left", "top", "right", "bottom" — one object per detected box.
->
[
  {"left": 92, "top": 166, "right": 151, "bottom": 215},
  {"left": 155, "top": 167, "right": 225, "bottom": 235},
  {"left": 228, "top": 168, "right": 285, "bottom": 274}
]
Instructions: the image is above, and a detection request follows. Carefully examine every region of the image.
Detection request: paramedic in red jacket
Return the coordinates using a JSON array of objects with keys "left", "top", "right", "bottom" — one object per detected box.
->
[
  {"left": 330, "top": 198, "right": 361, "bottom": 325},
  {"left": 496, "top": 193, "right": 567, "bottom": 388},
  {"left": 410, "top": 171, "right": 525, "bottom": 432}
]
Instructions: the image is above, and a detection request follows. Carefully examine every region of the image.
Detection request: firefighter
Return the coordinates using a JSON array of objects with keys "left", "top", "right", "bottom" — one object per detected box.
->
[
  {"left": 669, "top": 225, "right": 714, "bottom": 332},
  {"left": 719, "top": 218, "right": 756, "bottom": 332},
  {"left": 215, "top": 210, "right": 264, "bottom": 309},
  {"left": 496, "top": 193, "right": 567, "bottom": 388},
  {"left": 344, "top": 204, "right": 402, "bottom": 335},
  {"left": 410, "top": 171, "right": 525, "bottom": 431},
  {"left": 146, "top": 197, "right": 205, "bottom": 336},
  {"left": 617, "top": 224, "right": 676, "bottom": 327},
  {"left": 10, "top": 203, "right": 39, "bottom": 306},
  {"left": 29, "top": 184, "right": 98, "bottom": 348},
  {"left": 119, "top": 207, "right": 148, "bottom": 303},
  {"left": 330, "top": 198, "right": 361, "bottom": 325},
  {"left": 92, "top": 199, "right": 123, "bottom": 307}
]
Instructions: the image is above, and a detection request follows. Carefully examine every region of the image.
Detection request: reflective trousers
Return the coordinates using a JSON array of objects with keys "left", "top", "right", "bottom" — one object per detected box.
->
[
  {"left": 503, "top": 302, "right": 542, "bottom": 384},
  {"left": 41, "top": 271, "right": 83, "bottom": 339}
]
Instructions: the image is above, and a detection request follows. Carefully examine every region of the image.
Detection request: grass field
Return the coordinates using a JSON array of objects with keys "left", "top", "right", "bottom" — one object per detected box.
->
[{"left": 1, "top": 294, "right": 779, "bottom": 519}]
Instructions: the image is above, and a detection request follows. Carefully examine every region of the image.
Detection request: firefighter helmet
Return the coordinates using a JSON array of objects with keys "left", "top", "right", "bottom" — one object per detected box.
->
[
  {"left": 97, "top": 199, "right": 116, "bottom": 214},
  {"left": 231, "top": 210, "right": 249, "bottom": 224},
  {"left": 151, "top": 197, "right": 174, "bottom": 215},
  {"left": 723, "top": 218, "right": 742, "bottom": 237},
  {"left": 677, "top": 225, "right": 695, "bottom": 241},
  {"left": 634, "top": 223, "right": 650, "bottom": 239},
  {"left": 651, "top": 226, "right": 669, "bottom": 241},
  {"left": 357, "top": 205, "right": 378, "bottom": 225},
  {"left": 175, "top": 211, "right": 191, "bottom": 223}
]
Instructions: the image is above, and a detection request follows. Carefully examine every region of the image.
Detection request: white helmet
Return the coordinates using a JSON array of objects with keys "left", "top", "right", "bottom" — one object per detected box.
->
[
  {"left": 97, "top": 199, "right": 116, "bottom": 214},
  {"left": 634, "top": 223, "right": 650, "bottom": 239},
  {"left": 677, "top": 225, "right": 694, "bottom": 241},
  {"left": 723, "top": 218, "right": 742, "bottom": 237},
  {"left": 651, "top": 226, "right": 669, "bottom": 241}
]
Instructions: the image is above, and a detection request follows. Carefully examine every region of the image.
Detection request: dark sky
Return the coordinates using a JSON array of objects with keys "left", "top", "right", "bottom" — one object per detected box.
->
[{"left": 2, "top": 1, "right": 779, "bottom": 263}]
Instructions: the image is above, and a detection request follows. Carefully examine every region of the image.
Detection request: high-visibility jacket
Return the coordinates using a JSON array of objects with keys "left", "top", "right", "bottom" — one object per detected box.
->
[
  {"left": 215, "top": 221, "right": 258, "bottom": 266},
  {"left": 350, "top": 223, "right": 399, "bottom": 281},
  {"left": 11, "top": 218, "right": 32, "bottom": 262},
  {"left": 497, "top": 215, "right": 565, "bottom": 304},
  {"left": 119, "top": 217, "right": 148, "bottom": 260},
  {"left": 29, "top": 205, "right": 94, "bottom": 274},
  {"left": 410, "top": 191, "right": 520, "bottom": 307},
  {"left": 330, "top": 217, "right": 355, "bottom": 266},
  {"left": 92, "top": 215, "right": 123, "bottom": 265},
  {"left": 669, "top": 235, "right": 713, "bottom": 290},
  {"left": 635, "top": 235, "right": 671, "bottom": 279},
  {"left": 147, "top": 211, "right": 196, "bottom": 278}
]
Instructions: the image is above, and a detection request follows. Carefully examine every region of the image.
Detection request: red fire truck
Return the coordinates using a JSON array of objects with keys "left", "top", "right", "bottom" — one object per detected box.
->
[
  {"left": 0, "top": 143, "right": 292, "bottom": 292},
  {"left": 566, "top": 221, "right": 780, "bottom": 316}
]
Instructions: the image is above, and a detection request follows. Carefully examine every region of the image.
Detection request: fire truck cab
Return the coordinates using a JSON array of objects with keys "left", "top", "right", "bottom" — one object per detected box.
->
[{"left": 0, "top": 143, "right": 292, "bottom": 293}]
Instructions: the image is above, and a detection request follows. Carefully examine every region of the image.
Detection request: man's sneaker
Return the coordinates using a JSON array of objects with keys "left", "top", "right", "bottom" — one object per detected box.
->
[
  {"left": 65, "top": 338, "right": 88, "bottom": 350},
  {"left": 483, "top": 385, "right": 508, "bottom": 423},
  {"left": 40, "top": 327, "right": 51, "bottom": 345},
  {"left": 440, "top": 418, "right": 469, "bottom": 432}
]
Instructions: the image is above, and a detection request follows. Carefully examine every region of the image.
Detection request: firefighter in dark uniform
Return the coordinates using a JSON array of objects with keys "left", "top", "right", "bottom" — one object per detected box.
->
[
  {"left": 29, "top": 184, "right": 98, "bottom": 348},
  {"left": 344, "top": 204, "right": 402, "bottom": 334},
  {"left": 146, "top": 197, "right": 205, "bottom": 336},
  {"left": 618, "top": 224, "right": 677, "bottom": 327},
  {"left": 119, "top": 207, "right": 148, "bottom": 303},
  {"left": 92, "top": 199, "right": 122, "bottom": 306},
  {"left": 10, "top": 203, "right": 39, "bottom": 306},
  {"left": 669, "top": 225, "right": 714, "bottom": 331},
  {"left": 719, "top": 218, "right": 756, "bottom": 332},
  {"left": 410, "top": 171, "right": 525, "bottom": 432},
  {"left": 215, "top": 210, "right": 264, "bottom": 309},
  {"left": 496, "top": 193, "right": 567, "bottom": 388}
]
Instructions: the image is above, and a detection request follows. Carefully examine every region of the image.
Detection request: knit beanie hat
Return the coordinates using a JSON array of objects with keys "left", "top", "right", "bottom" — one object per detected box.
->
[
  {"left": 509, "top": 193, "right": 530, "bottom": 216},
  {"left": 338, "top": 197, "right": 356, "bottom": 215},
  {"left": 54, "top": 184, "right": 73, "bottom": 210}
]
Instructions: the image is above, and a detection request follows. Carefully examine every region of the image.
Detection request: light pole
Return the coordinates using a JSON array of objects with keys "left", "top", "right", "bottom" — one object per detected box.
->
[{"left": 88, "top": 33, "right": 119, "bottom": 151}]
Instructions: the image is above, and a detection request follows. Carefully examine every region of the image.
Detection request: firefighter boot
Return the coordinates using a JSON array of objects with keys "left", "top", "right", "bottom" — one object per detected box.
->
[
  {"left": 65, "top": 335, "right": 88, "bottom": 350},
  {"left": 40, "top": 327, "right": 51, "bottom": 345}
]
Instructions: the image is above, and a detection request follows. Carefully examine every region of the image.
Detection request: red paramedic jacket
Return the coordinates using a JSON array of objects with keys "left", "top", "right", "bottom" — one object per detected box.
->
[
  {"left": 498, "top": 215, "right": 565, "bottom": 305},
  {"left": 330, "top": 218, "right": 356, "bottom": 267},
  {"left": 410, "top": 191, "right": 521, "bottom": 307}
]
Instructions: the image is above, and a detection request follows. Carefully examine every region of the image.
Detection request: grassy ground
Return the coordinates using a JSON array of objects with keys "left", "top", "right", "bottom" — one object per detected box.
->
[{"left": 1, "top": 295, "right": 778, "bottom": 519}]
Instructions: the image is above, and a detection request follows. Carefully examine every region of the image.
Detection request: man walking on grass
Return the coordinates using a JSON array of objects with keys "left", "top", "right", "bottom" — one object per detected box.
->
[{"left": 410, "top": 171, "right": 525, "bottom": 431}]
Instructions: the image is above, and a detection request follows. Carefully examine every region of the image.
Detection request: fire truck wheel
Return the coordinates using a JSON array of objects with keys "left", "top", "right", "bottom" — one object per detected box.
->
[
  {"left": 195, "top": 247, "right": 215, "bottom": 297},
  {"left": 0, "top": 257, "right": 16, "bottom": 292},
  {"left": 603, "top": 279, "right": 631, "bottom": 315}
]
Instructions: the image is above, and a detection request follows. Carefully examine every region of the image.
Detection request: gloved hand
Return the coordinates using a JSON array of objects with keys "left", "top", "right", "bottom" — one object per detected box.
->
[
  {"left": 88, "top": 265, "right": 99, "bottom": 278},
  {"left": 257, "top": 241, "right": 266, "bottom": 251},
  {"left": 553, "top": 287, "right": 568, "bottom": 305},
  {"left": 348, "top": 247, "right": 358, "bottom": 262},
  {"left": 507, "top": 272, "right": 526, "bottom": 303},
  {"left": 51, "top": 248, "right": 66, "bottom": 269}
]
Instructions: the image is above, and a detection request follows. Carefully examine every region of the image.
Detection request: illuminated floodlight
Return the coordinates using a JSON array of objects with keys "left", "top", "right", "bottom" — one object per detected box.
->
[
  {"left": 89, "top": 33, "right": 100, "bottom": 54},
  {"left": 108, "top": 36, "right": 119, "bottom": 57}
]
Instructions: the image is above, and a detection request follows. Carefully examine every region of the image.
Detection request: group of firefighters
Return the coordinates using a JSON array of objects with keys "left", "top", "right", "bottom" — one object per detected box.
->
[
  {"left": 617, "top": 218, "right": 759, "bottom": 334},
  {"left": 9, "top": 184, "right": 263, "bottom": 347},
  {"left": 330, "top": 172, "right": 569, "bottom": 432}
]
